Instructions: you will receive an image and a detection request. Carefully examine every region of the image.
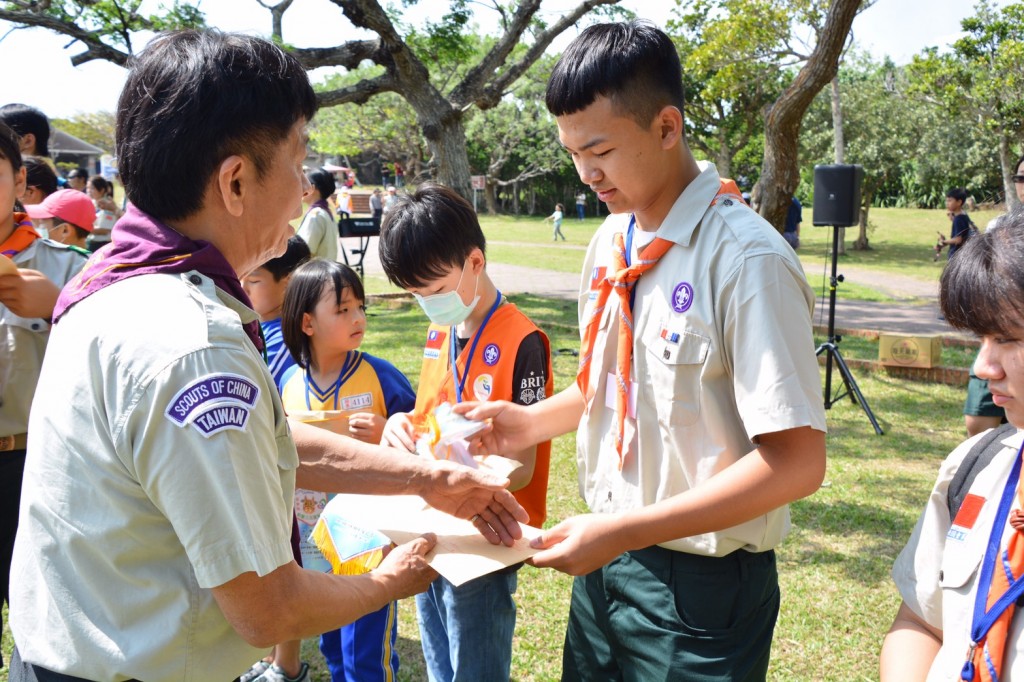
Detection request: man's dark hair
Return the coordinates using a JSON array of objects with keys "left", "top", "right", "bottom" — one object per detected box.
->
[
  {"left": 261, "top": 235, "right": 311, "bottom": 281},
  {"left": 25, "top": 156, "right": 57, "bottom": 196},
  {"left": 941, "top": 209, "right": 1024, "bottom": 338},
  {"left": 0, "top": 104, "right": 50, "bottom": 157},
  {"left": 947, "top": 187, "right": 968, "bottom": 203},
  {"left": 281, "top": 258, "right": 365, "bottom": 370},
  {"left": 545, "top": 21, "right": 685, "bottom": 127},
  {"left": 115, "top": 30, "right": 317, "bottom": 222},
  {"left": 0, "top": 123, "right": 23, "bottom": 173},
  {"left": 307, "top": 168, "right": 336, "bottom": 202},
  {"left": 378, "top": 184, "right": 486, "bottom": 290}
]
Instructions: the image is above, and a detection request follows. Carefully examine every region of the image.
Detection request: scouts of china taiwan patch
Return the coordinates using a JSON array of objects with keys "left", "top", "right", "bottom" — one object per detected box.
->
[
  {"left": 165, "top": 373, "right": 261, "bottom": 438},
  {"left": 424, "top": 329, "right": 446, "bottom": 359}
]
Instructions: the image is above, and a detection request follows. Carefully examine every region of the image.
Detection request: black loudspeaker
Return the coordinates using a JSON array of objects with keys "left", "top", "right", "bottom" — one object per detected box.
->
[{"left": 813, "top": 164, "right": 863, "bottom": 227}]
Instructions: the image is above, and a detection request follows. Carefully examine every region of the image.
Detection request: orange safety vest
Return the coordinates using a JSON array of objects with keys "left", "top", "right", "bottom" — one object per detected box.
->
[{"left": 415, "top": 302, "right": 552, "bottom": 527}]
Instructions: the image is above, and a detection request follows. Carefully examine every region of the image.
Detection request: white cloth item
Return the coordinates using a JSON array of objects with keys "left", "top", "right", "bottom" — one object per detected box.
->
[
  {"left": 10, "top": 271, "right": 298, "bottom": 682},
  {"left": 575, "top": 162, "right": 826, "bottom": 557},
  {"left": 297, "top": 205, "right": 338, "bottom": 262},
  {"left": 893, "top": 428, "right": 1024, "bottom": 681}
]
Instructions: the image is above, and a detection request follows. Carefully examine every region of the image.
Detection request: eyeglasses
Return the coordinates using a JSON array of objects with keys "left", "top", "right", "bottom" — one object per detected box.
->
[{"left": 1013, "top": 175, "right": 1024, "bottom": 184}]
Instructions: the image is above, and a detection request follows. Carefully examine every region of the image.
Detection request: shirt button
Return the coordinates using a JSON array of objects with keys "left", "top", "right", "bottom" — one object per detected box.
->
[
  {"left": 607, "top": 491, "right": 612, "bottom": 502},
  {"left": 189, "top": 275, "right": 202, "bottom": 286},
  {"left": 723, "top": 198, "right": 733, "bottom": 206},
  {"left": 939, "top": 570, "right": 944, "bottom": 582},
  {"left": 31, "top": 323, "right": 40, "bottom": 330},
  {"left": 664, "top": 349, "right": 671, "bottom": 360}
]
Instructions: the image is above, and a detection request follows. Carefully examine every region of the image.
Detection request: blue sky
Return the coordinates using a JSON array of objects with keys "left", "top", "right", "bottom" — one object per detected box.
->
[{"left": 0, "top": 0, "right": 1010, "bottom": 119}]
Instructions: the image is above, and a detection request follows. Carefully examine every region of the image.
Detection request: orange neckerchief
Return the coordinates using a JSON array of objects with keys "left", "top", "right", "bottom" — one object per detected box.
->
[
  {"left": 1, "top": 213, "right": 39, "bottom": 258},
  {"left": 576, "top": 178, "right": 744, "bottom": 468}
]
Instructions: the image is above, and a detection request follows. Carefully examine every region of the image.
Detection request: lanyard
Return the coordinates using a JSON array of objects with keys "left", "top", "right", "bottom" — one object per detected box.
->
[
  {"left": 304, "top": 351, "right": 360, "bottom": 410},
  {"left": 450, "top": 290, "right": 502, "bottom": 403},
  {"left": 623, "top": 216, "right": 640, "bottom": 311},
  {"left": 962, "top": 441, "right": 1024, "bottom": 681}
]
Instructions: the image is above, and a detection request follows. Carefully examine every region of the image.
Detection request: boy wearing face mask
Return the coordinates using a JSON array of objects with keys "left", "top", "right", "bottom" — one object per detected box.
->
[{"left": 378, "top": 183, "right": 552, "bottom": 682}]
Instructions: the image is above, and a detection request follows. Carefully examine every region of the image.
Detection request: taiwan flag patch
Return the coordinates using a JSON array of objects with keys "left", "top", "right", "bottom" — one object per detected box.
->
[
  {"left": 424, "top": 329, "right": 446, "bottom": 359},
  {"left": 947, "top": 493, "right": 986, "bottom": 542},
  {"left": 590, "top": 266, "right": 607, "bottom": 291}
]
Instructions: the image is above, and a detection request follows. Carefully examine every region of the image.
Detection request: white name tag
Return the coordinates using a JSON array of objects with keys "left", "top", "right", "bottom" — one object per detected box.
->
[{"left": 604, "top": 372, "right": 637, "bottom": 420}]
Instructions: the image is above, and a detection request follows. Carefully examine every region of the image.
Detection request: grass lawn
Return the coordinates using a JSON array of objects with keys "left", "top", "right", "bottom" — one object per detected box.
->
[{"left": 1, "top": 207, "right": 987, "bottom": 680}]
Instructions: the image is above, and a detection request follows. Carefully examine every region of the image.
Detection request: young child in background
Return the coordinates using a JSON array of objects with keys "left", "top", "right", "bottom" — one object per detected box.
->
[
  {"left": 24, "top": 188, "right": 95, "bottom": 251},
  {"left": 297, "top": 168, "right": 338, "bottom": 263},
  {"left": 0, "top": 122, "right": 86, "bottom": 669},
  {"left": 378, "top": 184, "right": 553, "bottom": 682},
  {"left": 86, "top": 175, "right": 122, "bottom": 251},
  {"left": 242, "top": 235, "right": 311, "bottom": 392},
  {"left": 280, "top": 258, "right": 416, "bottom": 682},
  {"left": 544, "top": 202, "right": 566, "bottom": 241}
]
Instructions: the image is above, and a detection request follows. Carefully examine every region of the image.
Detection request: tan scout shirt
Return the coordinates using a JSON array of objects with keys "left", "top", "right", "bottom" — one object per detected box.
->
[
  {"left": 0, "top": 238, "right": 86, "bottom": 437},
  {"left": 893, "top": 429, "right": 1024, "bottom": 681},
  {"left": 11, "top": 271, "right": 298, "bottom": 682},
  {"left": 576, "top": 162, "right": 826, "bottom": 557}
]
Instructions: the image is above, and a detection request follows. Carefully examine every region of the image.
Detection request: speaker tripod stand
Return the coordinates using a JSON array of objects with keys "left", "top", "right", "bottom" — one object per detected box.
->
[{"left": 815, "top": 224, "right": 884, "bottom": 435}]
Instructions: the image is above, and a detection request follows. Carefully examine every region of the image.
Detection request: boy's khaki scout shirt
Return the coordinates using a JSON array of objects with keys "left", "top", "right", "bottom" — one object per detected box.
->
[
  {"left": 893, "top": 429, "right": 1024, "bottom": 681},
  {"left": 11, "top": 271, "right": 298, "bottom": 682},
  {"left": 576, "top": 162, "right": 827, "bottom": 557},
  {"left": 0, "top": 238, "right": 85, "bottom": 439}
]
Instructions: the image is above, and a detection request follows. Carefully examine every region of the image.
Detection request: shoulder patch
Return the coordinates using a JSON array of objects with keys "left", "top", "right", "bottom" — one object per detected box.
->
[{"left": 165, "top": 373, "right": 261, "bottom": 438}]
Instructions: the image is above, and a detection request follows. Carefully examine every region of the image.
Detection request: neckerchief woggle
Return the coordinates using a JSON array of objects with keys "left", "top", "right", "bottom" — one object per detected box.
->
[
  {"left": 53, "top": 204, "right": 264, "bottom": 352},
  {"left": 303, "top": 350, "right": 362, "bottom": 410},
  {"left": 962, "top": 440, "right": 1024, "bottom": 681},
  {"left": 450, "top": 290, "right": 503, "bottom": 403}
]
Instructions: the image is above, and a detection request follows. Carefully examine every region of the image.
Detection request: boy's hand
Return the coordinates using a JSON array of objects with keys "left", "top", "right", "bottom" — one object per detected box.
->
[
  {"left": 452, "top": 400, "right": 531, "bottom": 456},
  {"left": 371, "top": 533, "right": 438, "bottom": 599},
  {"left": 381, "top": 412, "right": 417, "bottom": 452},
  {"left": 418, "top": 460, "right": 528, "bottom": 546},
  {"left": 528, "top": 513, "right": 625, "bottom": 575},
  {"left": 348, "top": 412, "right": 386, "bottom": 445},
  {"left": 0, "top": 270, "right": 61, "bottom": 320}
]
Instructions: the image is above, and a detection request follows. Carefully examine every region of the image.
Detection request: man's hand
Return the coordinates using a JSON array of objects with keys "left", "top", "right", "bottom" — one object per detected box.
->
[
  {"left": 380, "top": 412, "right": 417, "bottom": 452},
  {"left": 417, "top": 459, "right": 529, "bottom": 547},
  {"left": 0, "top": 270, "right": 61, "bottom": 320},
  {"left": 528, "top": 513, "right": 625, "bottom": 576},
  {"left": 372, "top": 533, "right": 439, "bottom": 600},
  {"left": 347, "top": 412, "right": 386, "bottom": 445}
]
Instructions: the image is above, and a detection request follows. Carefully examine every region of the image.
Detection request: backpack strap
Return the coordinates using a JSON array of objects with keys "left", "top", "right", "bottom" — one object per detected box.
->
[{"left": 948, "top": 423, "right": 1017, "bottom": 520}]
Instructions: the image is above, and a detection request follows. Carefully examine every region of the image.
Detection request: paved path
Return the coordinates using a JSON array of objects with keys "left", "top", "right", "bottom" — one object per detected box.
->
[{"left": 346, "top": 237, "right": 964, "bottom": 338}]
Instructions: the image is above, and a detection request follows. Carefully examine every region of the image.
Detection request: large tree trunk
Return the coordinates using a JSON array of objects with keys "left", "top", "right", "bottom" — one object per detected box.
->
[
  {"left": 831, "top": 77, "right": 848, "bottom": 255},
  {"left": 999, "top": 128, "right": 1017, "bottom": 210},
  {"left": 853, "top": 185, "right": 873, "bottom": 250},
  {"left": 758, "top": 0, "right": 860, "bottom": 233},
  {"left": 715, "top": 127, "right": 733, "bottom": 179},
  {"left": 425, "top": 114, "right": 474, "bottom": 202}
]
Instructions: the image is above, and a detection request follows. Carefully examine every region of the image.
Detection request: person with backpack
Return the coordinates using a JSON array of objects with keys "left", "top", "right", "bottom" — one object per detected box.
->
[
  {"left": 935, "top": 187, "right": 976, "bottom": 262},
  {"left": 880, "top": 210, "right": 1024, "bottom": 680}
]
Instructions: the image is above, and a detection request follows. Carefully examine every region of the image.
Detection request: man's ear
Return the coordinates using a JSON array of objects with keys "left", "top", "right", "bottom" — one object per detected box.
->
[
  {"left": 18, "top": 133, "right": 35, "bottom": 155},
  {"left": 656, "top": 105, "right": 684, "bottom": 150},
  {"left": 214, "top": 155, "right": 248, "bottom": 218}
]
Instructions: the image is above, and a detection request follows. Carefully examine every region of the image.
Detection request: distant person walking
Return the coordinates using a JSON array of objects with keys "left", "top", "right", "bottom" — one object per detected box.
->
[
  {"left": 575, "top": 191, "right": 586, "bottom": 221},
  {"left": 544, "top": 203, "right": 566, "bottom": 241}
]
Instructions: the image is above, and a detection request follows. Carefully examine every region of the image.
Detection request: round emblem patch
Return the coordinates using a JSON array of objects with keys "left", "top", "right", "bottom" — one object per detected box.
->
[
  {"left": 473, "top": 374, "right": 494, "bottom": 401},
  {"left": 483, "top": 343, "right": 501, "bottom": 366},
  {"left": 672, "top": 282, "right": 694, "bottom": 313}
]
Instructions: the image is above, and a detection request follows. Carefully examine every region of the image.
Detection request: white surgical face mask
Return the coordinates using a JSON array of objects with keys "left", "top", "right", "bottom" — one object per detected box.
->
[{"left": 413, "top": 261, "right": 480, "bottom": 327}]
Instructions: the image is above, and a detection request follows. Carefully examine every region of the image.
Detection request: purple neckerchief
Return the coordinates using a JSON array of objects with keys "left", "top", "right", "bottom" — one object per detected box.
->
[
  {"left": 308, "top": 198, "right": 332, "bottom": 219},
  {"left": 53, "top": 204, "right": 264, "bottom": 352}
]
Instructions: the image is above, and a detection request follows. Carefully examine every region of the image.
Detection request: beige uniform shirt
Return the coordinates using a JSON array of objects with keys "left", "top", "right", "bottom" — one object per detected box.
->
[
  {"left": 576, "top": 162, "right": 826, "bottom": 556},
  {"left": 297, "top": 205, "right": 338, "bottom": 263},
  {"left": 893, "top": 429, "right": 1024, "bottom": 680},
  {"left": 11, "top": 272, "right": 298, "bottom": 682},
  {"left": 0, "top": 239, "right": 85, "bottom": 437}
]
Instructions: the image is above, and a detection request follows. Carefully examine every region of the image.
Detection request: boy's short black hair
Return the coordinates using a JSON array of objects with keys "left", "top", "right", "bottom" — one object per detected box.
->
[
  {"left": 947, "top": 188, "right": 968, "bottom": 202},
  {"left": 0, "top": 104, "right": 50, "bottom": 157},
  {"left": 115, "top": 30, "right": 317, "bottom": 222},
  {"left": 307, "top": 168, "right": 336, "bottom": 202},
  {"left": 378, "top": 184, "right": 486, "bottom": 290},
  {"left": 261, "top": 235, "right": 311, "bottom": 281},
  {"left": 25, "top": 157, "right": 58, "bottom": 197},
  {"left": 0, "top": 123, "right": 23, "bottom": 174},
  {"left": 545, "top": 21, "right": 685, "bottom": 128},
  {"left": 281, "top": 258, "right": 365, "bottom": 370},
  {"left": 942, "top": 209, "right": 1024, "bottom": 338}
]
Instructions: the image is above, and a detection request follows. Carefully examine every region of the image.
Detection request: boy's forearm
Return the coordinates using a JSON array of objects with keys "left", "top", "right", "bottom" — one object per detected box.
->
[
  {"left": 608, "top": 426, "right": 826, "bottom": 552},
  {"left": 531, "top": 382, "right": 586, "bottom": 443}
]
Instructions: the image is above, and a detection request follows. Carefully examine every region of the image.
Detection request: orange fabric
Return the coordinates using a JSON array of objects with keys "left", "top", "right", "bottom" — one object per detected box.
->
[
  {"left": 1, "top": 214, "right": 39, "bottom": 257},
  {"left": 415, "top": 302, "right": 552, "bottom": 526},
  {"left": 576, "top": 179, "right": 739, "bottom": 468},
  {"left": 974, "top": 483, "right": 1024, "bottom": 682}
]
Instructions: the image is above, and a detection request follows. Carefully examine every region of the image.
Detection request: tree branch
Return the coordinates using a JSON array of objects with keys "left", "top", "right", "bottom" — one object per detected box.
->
[
  {"left": 316, "top": 73, "right": 397, "bottom": 107},
  {"left": 0, "top": 8, "right": 132, "bottom": 66},
  {"left": 290, "top": 39, "right": 385, "bottom": 70}
]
